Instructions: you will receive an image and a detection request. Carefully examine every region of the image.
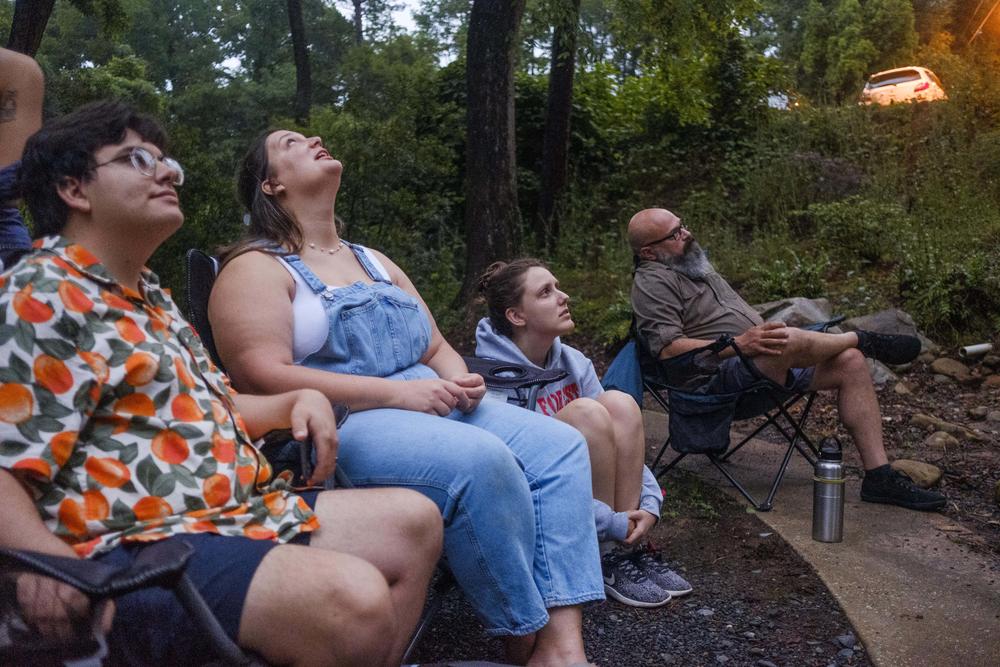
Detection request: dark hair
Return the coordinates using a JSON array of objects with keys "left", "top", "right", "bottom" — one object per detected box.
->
[
  {"left": 477, "top": 258, "right": 548, "bottom": 337},
  {"left": 19, "top": 100, "right": 166, "bottom": 237},
  {"left": 221, "top": 130, "right": 303, "bottom": 263}
]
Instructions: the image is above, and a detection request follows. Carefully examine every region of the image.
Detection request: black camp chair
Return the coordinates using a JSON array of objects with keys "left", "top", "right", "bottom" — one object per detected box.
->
[{"left": 638, "top": 318, "right": 844, "bottom": 512}]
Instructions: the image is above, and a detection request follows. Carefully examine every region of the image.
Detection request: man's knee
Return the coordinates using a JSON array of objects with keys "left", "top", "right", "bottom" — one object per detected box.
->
[{"left": 383, "top": 488, "right": 443, "bottom": 558}]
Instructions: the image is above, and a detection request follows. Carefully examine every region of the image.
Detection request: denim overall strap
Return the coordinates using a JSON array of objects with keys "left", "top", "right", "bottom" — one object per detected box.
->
[
  {"left": 343, "top": 242, "right": 391, "bottom": 284},
  {"left": 280, "top": 253, "right": 329, "bottom": 296}
]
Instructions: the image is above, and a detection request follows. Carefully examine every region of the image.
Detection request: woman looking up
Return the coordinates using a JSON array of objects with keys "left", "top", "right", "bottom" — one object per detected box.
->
[
  {"left": 476, "top": 259, "right": 694, "bottom": 608},
  {"left": 208, "top": 131, "right": 603, "bottom": 666}
]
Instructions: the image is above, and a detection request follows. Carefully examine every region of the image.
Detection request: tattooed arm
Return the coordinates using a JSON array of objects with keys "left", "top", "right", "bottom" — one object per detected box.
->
[{"left": 0, "top": 48, "right": 44, "bottom": 170}]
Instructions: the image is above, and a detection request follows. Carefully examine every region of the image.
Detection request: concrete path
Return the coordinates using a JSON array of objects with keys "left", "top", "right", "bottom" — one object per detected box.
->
[{"left": 644, "top": 410, "right": 1000, "bottom": 667}]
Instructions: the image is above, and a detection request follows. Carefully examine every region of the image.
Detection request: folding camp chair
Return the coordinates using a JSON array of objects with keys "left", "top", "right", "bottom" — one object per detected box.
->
[
  {"left": 463, "top": 356, "right": 568, "bottom": 412},
  {"left": 0, "top": 539, "right": 262, "bottom": 666},
  {"left": 184, "top": 248, "right": 452, "bottom": 664},
  {"left": 637, "top": 318, "right": 844, "bottom": 512}
]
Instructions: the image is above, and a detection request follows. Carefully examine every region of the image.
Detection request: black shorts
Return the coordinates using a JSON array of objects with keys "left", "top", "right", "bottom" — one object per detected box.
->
[{"left": 99, "top": 490, "right": 319, "bottom": 664}]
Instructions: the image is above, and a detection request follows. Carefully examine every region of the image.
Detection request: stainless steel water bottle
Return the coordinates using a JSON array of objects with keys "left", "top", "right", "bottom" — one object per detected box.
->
[{"left": 812, "top": 437, "right": 844, "bottom": 543}]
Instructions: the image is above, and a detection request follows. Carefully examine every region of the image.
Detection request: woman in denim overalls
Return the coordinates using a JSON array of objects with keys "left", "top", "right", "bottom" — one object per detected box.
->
[{"left": 211, "top": 130, "right": 603, "bottom": 665}]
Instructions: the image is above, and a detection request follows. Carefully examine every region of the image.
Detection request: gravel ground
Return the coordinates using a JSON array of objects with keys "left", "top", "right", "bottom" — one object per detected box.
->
[{"left": 409, "top": 472, "right": 869, "bottom": 667}]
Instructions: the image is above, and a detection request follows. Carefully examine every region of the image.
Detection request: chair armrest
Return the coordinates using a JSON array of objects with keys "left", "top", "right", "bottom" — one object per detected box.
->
[
  {"left": 0, "top": 539, "right": 193, "bottom": 598},
  {"left": 464, "top": 356, "right": 568, "bottom": 391}
]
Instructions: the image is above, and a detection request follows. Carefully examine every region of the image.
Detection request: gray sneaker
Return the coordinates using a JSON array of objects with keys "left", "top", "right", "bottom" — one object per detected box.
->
[
  {"left": 602, "top": 550, "right": 672, "bottom": 608},
  {"left": 632, "top": 543, "right": 693, "bottom": 597}
]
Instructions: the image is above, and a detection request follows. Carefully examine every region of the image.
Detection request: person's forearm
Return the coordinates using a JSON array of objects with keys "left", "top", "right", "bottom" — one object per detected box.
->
[
  {"left": 423, "top": 342, "right": 468, "bottom": 379},
  {"left": 228, "top": 360, "right": 406, "bottom": 413},
  {"left": 0, "top": 469, "right": 78, "bottom": 557},
  {"left": 658, "top": 336, "right": 724, "bottom": 359}
]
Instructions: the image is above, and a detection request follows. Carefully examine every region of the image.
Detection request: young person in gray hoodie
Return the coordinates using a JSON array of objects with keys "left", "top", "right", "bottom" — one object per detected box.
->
[{"left": 476, "top": 259, "right": 693, "bottom": 608}]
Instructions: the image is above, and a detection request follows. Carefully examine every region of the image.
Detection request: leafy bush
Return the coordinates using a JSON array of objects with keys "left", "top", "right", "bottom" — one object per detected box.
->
[
  {"left": 743, "top": 250, "right": 831, "bottom": 303},
  {"left": 810, "top": 196, "right": 908, "bottom": 267}
]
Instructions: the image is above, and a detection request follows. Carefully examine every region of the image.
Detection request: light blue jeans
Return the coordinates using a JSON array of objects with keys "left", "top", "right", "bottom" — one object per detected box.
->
[
  {"left": 280, "top": 248, "right": 604, "bottom": 635},
  {"left": 336, "top": 399, "right": 603, "bottom": 635}
]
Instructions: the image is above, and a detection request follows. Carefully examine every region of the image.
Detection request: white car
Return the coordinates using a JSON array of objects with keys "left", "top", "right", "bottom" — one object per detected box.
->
[{"left": 861, "top": 66, "right": 947, "bottom": 106}]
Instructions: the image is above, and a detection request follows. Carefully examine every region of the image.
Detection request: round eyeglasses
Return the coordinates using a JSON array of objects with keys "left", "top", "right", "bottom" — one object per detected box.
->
[
  {"left": 645, "top": 222, "right": 688, "bottom": 246},
  {"left": 93, "top": 146, "right": 185, "bottom": 186}
]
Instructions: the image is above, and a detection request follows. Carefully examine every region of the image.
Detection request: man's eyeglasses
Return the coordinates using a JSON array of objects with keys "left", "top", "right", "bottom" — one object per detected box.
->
[
  {"left": 644, "top": 222, "right": 688, "bottom": 246},
  {"left": 93, "top": 146, "right": 185, "bottom": 186}
]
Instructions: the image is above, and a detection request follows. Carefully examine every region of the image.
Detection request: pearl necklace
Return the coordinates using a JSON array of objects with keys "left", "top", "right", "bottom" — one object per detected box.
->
[{"left": 307, "top": 241, "right": 344, "bottom": 255}]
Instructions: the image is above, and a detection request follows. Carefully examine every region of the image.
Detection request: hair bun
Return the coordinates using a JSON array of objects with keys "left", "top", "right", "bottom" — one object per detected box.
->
[{"left": 477, "top": 261, "right": 508, "bottom": 295}]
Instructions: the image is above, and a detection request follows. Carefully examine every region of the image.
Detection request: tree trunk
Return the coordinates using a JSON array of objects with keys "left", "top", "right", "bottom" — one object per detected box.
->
[
  {"left": 7, "top": 0, "right": 56, "bottom": 55},
  {"left": 352, "top": 0, "right": 364, "bottom": 45},
  {"left": 537, "top": 0, "right": 581, "bottom": 252},
  {"left": 286, "top": 0, "right": 312, "bottom": 124},
  {"left": 458, "top": 0, "right": 527, "bottom": 308}
]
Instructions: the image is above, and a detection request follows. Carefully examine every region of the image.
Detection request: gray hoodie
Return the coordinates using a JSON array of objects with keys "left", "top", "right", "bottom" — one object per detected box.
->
[{"left": 475, "top": 318, "right": 663, "bottom": 542}]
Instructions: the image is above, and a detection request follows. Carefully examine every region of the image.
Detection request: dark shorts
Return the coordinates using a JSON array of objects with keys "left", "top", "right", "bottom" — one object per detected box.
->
[
  {"left": 706, "top": 357, "right": 815, "bottom": 396},
  {"left": 99, "top": 490, "right": 319, "bottom": 665}
]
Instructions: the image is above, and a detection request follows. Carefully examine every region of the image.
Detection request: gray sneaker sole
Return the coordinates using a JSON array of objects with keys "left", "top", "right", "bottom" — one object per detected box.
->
[{"left": 604, "top": 583, "right": 672, "bottom": 608}]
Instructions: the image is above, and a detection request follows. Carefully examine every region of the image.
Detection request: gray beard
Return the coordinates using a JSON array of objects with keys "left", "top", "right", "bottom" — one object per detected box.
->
[{"left": 657, "top": 241, "right": 714, "bottom": 280}]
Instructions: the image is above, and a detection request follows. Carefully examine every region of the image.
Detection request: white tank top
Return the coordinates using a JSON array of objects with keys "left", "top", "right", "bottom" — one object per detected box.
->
[{"left": 275, "top": 248, "right": 393, "bottom": 362}]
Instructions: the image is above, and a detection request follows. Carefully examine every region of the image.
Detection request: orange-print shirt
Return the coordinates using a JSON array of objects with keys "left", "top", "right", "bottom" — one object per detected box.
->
[{"left": 0, "top": 237, "right": 318, "bottom": 557}]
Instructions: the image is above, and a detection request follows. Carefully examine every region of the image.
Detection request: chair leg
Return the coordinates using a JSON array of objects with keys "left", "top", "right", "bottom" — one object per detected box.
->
[
  {"left": 707, "top": 455, "right": 772, "bottom": 511},
  {"left": 653, "top": 448, "right": 687, "bottom": 480},
  {"left": 650, "top": 435, "right": 673, "bottom": 471},
  {"left": 400, "top": 567, "right": 455, "bottom": 664}
]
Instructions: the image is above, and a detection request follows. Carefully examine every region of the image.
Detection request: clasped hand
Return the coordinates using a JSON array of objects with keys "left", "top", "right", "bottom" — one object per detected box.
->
[
  {"left": 395, "top": 374, "right": 486, "bottom": 416},
  {"left": 735, "top": 321, "right": 789, "bottom": 357}
]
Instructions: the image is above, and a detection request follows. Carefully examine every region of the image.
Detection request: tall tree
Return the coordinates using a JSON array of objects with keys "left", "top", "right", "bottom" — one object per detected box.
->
[
  {"left": 537, "top": 0, "right": 581, "bottom": 251},
  {"left": 7, "top": 0, "right": 56, "bottom": 54},
  {"left": 459, "top": 0, "right": 527, "bottom": 306},
  {"left": 287, "top": 0, "right": 312, "bottom": 123},
  {"left": 352, "top": 0, "right": 364, "bottom": 43}
]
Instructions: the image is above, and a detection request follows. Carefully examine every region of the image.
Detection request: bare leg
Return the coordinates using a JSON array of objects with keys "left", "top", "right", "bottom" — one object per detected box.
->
[
  {"left": 595, "top": 391, "right": 644, "bottom": 512},
  {"left": 555, "top": 398, "right": 616, "bottom": 506},
  {"left": 505, "top": 633, "right": 537, "bottom": 665},
  {"left": 239, "top": 543, "right": 396, "bottom": 666},
  {"left": 809, "top": 349, "right": 888, "bottom": 470},
  {"left": 307, "top": 487, "right": 442, "bottom": 663},
  {"left": 527, "top": 605, "right": 589, "bottom": 667},
  {"left": 751, "top": 329, "right": 859, "bottom": 385}
]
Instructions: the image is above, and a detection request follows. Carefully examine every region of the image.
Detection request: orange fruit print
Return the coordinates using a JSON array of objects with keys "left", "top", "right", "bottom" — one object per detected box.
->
[
  {"left": 0, "top": 383, "right": 34, "bottom": 423},
  {"left": 124, "top": 352, "right": 158, "bottom": 386},
  {"left": 133, "top": 496, "right": 172, "bottom": 521},
  {"left": 152, "top": 428, "right": 190, "bottom": 464},
  {"left": 58, "top": 498, "right": 87, "bottom": 537},
  {"left": 58, "top": 280, "right": 94, "bottom": 313},
  {"left": 115, "top": 317, "right": 146, "bottom": 344},
  {"left": 12, "top": 457, "right": 51, "bottom": 479},
  {"left": 84, "top": 456, "right": 131, "bottom": 487},
  {"left": 83, "top": 489, "right": 110, "bottom": 520},
  {"left": 12, "top": 284, "right": 54, "bottom": 323},
  {"left": 113, "top": 393, "right": 156, "bottom": 416},
  {"left": 203, "top": 473, "right": 232, "bottom": 507},
  {"left": 34, "top": 354, "right": 74, "bottom": 394},
  {"left": 170, "top": 394, "right": 202, "bottom": 421},
  {"left": 50, "top": 431, "right": 78, "bottom": 466}
]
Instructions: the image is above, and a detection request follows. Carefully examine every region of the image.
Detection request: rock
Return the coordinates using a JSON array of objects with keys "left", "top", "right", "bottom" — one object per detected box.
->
[
  {"left": 911, "top": 413, "right": 988, "bottom": 441},
  {"left": 866, "top": 358, "right": 897, "bottom": 386},
  {"left": 756, "top": 661, "right": 779, "bottom": 667},
  {"left": 749, "top": 647, "right": 765, "bottom": 656},
  {"left": 836, "top": 632, "right": 856, "bottom": 648},
  {"left": 743, "top": 631, "right": 756, "bottom": 640},
  {"left": 995, "top": 480, "right": 1000, "bottom": 506},
  {"left": 715, "top": 655, "right": 730, "bottom": 664},
  {"left": 755, "top": 297, "right": 834, "bottom": 328},
  {"left": 930, "top": 358, "right": 973, "bottom": 383},
  {"left": 924, "top": 431, "right": 959, "bottom": 449},
  {"left": 842, "top": 308, "right": 919, "bottom": 336},
  {"left": 982, "top": 354, "right": 1000, "bottom": 369},
  {"left": 983, "top": 375, "right": 1000, "bottom": 389},
  {"left": 698, "top": 608, "right": 715, "bottom": 617},
  {"left": 987, "top": 411, "right": 1000, "bottom": 423},
  {"left": 918, "top": 351, "right": 936, "bottom": 364},
  {"left": 837, "top": 648, "right": 855, "bottom": 660},
  {"left": 893, "top": 381, "right": 913, "bottom": 395},
  {"left": 891, "top": 460, "right": 942, "bottom": 487},
  {"left": 968, "top": 406, "right": 989, "bottom": 420}
]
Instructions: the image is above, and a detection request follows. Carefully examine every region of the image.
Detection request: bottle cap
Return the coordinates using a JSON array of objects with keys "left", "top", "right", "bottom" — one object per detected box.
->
[{"left": 819, "top": 436, "right": 842, "bottom": 461}]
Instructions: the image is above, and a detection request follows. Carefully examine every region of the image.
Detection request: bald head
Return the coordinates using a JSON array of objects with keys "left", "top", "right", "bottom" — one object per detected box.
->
[{"left": 627, "top": 208, "right": 680, "bottom": 253}]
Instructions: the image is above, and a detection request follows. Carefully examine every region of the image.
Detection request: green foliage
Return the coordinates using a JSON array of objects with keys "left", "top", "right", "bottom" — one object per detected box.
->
[
  {"left": 811, "top": 195, "right": 907, "bottom": 266},
  {"left": 744, "top": 250, "right": 831, "bottom": 303}
]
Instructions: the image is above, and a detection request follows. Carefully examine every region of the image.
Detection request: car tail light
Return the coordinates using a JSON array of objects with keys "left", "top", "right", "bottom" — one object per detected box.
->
[{"left": 914, "top": 82, "right": 930, "bottom": 92}]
